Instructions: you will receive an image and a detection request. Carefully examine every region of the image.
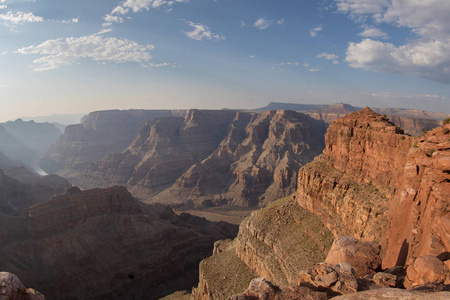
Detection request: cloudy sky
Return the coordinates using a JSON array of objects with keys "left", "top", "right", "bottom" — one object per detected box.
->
[{"left": 1, "top": 0, "right": 450, "bottom": 121}]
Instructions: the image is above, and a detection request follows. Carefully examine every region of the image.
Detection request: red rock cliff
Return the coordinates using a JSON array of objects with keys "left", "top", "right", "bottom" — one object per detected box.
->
[{"left": 295, "top": 108, "right": 450, "bottom": 268}]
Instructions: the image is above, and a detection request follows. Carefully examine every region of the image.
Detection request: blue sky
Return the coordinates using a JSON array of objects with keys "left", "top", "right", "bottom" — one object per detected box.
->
[{"left": 1, "top": 0, "right": 450, "bottom": 121}]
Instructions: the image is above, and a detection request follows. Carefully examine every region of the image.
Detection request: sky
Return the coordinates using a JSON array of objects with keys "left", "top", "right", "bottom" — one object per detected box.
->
[{"left": 1, "top": 0, "right": 450, "bottom": 122}]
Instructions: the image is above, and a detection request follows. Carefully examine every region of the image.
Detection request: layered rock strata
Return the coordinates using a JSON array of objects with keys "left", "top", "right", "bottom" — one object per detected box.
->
[
  {"left": 295, "top": 108, "right": 450, "bottom": 268},
  {"left": 0, "top": 186, "right": 238, "bottom": 300},
  {"left": 192, "top": 196, "right": 334, "bottom": 299},
  {"left": 0, "top": 169, "right": 70, "bottom": 216},
  {"left": 40, "top": 109, "right": 180, "bottom": 176},
  {"left": 75, "top": 109, "right": 325, "bottom": 207}
]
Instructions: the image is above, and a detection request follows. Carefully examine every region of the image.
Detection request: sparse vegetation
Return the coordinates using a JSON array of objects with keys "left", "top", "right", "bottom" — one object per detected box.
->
[
  {"left": 443, "top": 127, "right": 449, "bottom": 134},
  {"left": 413, "top": 143, "right": 418, "bottom": 147},
  {"left": 443, "top": 117, "right": 450, "bottom": 125},
  {"left": 426, "top": 148, "right": 436, "bottom": 157}
]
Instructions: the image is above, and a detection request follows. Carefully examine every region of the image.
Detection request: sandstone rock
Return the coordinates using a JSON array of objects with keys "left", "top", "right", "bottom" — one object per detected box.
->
[
  {"left": 372, "top": 272, "right": 397, "bottom": 287},
  {"left": 333, "top": 287, "right": 450, "bottom": 299},
  {"left": 295, "top": 108, "right": 450, "bottom": 269},
  {"left": 298, "top": 262, "right": 358, "bottom": 295},
  {"left": 404, "top": 255, "right": 450, "bottom": 288},
  {"left": 0, "top": 272, "right": 45, "bottom": 300},
  {"left": 229, "top": 278, "right": 327, "bottom": 300},
  {"left": 325, "top": 236, "right": 382, "bottom": 276},
  {"left": 235, "top": 197, "right": 334, "bottom": 286}
]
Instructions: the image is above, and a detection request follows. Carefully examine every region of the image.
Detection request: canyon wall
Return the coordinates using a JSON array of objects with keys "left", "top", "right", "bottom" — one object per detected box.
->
[
  {"left": 0, "top": 186, "right": 238, "bottom": 300},
  {"left": 39, "top": 109, "right": 181, "bottom": 176},
  {"left": 295, "top": 108, "right": 450, "bottom": 268},
  {"left": 72, "top": 109, "right": 325, "bottom": 207}
]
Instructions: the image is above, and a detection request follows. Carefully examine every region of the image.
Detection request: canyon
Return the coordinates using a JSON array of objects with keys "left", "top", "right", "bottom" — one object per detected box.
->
[
  {"left": 189, "top": 108, "right": 450, "bottom": 299},
  {"left": 1, "top": 104, "right": 449, "bottom": 299},
  {"left": 0, "top": 185, "right": 238, "bottom": 300}
]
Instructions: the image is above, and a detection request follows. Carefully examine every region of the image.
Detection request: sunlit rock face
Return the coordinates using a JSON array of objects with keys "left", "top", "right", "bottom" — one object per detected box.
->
[{"left": 295, "top": 108, "right": 450, "bottom": 269}]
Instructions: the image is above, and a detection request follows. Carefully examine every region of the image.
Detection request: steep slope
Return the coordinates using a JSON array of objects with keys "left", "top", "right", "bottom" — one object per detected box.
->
[
  {"left": 192, "top": 196, "right": 334, "bottom": 300},
  {"left": 157, "top": 110, "right": 326, "bottom": 207},
  {"left": 39, "top": 109, "right": 180, "bottom": 176},
  {"left": 0, "top": 186, "right": 238, "bottom": 300},
  {"left": 295, "top": 108, "right": 450, "bottom": 268},
  {"left": 74, "top": 110, "right": 325, "bottom": 207},
  {"left": 0, "top": 168, "right": 70, "bottom": 216},
  {"left": 75, "top": 109, "right": 239, "bottom": 197}
]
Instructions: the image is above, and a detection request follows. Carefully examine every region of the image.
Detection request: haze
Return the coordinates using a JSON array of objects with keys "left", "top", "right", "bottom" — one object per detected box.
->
[{"left": 1, "top": 0, "right": 450, "bottom": 122}]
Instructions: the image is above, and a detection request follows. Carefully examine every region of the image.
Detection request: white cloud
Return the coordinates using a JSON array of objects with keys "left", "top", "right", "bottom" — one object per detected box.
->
[
  {"left": 0, "top": 11, "right": 43, "bottom": 24},
  {"left": 60, "top": 18, "right": 79, "bottom": 24},
  {"left": 337, "top": 0, "right": 450, "bottom": 84},
  {"left": 254, "top": 17, "right": 272, "bottom": 30},
  {"left": 358, "top": 27, "right": 388, "bottom": 39},
  {"left": 183, "top": 21, "right": 225, "bottom": 41},
  {"left": 17, "top": 34, "right": 159, "bottom": 71},
  {"left": 336, "top": 0, "right": 389, "bottom": 15},
  {"left": 277, "top": 18, "right": 284, "bottom": 25},
  {"left": 279, "top": 62, "right": 299, "bottom": 67},
  {"left": 249, "top": 55, "right": 255, "bottom": 58},
  {"left": 0, "top": 5, "right": 6, "bottom": 9},
  {"left": 240, "top": 20, "right": 245, "bottom": 27},
  {"left": 303, "top": 63, "right": 310, "bottom": 67},
  {"left": 112, "top": 0, "right": 188, "bottom": 15},
  {"left": 310, "top": 25, "right": 322, "bottom": 37},
  {"left": 309, "top": 68, "right": 320, "bottom": 72},
  {"left": 318, "top": 52, "right": 339, "bottom": 64}
]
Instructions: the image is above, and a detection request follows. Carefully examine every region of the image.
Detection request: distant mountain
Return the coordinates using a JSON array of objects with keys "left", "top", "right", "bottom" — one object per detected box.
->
[
  {"left": 0, "top": 120, "right": 62, "bottom": 171},
  {"left": 20, "top": 113, "right": 86, "bottom": 125},
  {"left": 256, "top": 102, "right": 449, "bottom": 136},
  {"left": 255, "top": 102, "right": 329, "bottom": 111}
]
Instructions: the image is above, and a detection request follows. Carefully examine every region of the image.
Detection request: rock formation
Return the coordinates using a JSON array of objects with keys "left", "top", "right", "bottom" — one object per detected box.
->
[
  {"left": 0, "top": 120, "right": 62, "bottom": 170},
  {"left": 0, "top": 168, "right": 70, "bottom": 216},
  {"left": 0, "top": 272, "right": 45, "bottom": 300},
  {"left": 39, "top": 109, "right": 180, "bottom": 176},
  {"left": 295, "top": 108, "right": 450, "bottom": 269},
  {"left": 0, "top": 186, "right": 238, "bottom": 300},
  {"left": 191, "top": 196, "right": 334, "bottom": 299},
  {"left": 71, "top": 109, "right": 325, "bottom": 207}
]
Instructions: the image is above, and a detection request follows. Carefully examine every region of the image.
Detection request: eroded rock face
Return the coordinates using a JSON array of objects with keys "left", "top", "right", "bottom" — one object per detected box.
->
[
  {"left": 235, "top": 197, "right": 334, "bottom": 287},
  {"left": 0, "top": 169, "right": 70, "bottom": 216},
  {"left": 71, "top": 110, "right": 325, "bottom": 207},
  {"left": 0, "top": 186, "right": 238, "bottom": 300},
  {"left": 0, "top": 272, "right": 45, "bottom": 300},
  {"left": 40, "top": 109, "right": 179, "bottom": 176},
  {"left": 295, "top": 108, "right": 450, "bottom": 268}
]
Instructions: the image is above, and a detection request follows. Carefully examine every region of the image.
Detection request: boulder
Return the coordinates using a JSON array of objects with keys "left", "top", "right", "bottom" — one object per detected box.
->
[
  {"left": 325, "top": 236, "right": 382, "bottom": 276},
  {"left": 372, "top": 272, "right": 397, "bottom": 287},
  {"left": 298, "top": 262, "right": 358, "bottom": 295},
  {"left": 0, "top": 272, "right": 45, "bottom": 300},
  {"left": 404, "top": 255, "right": 450, "bottom": 288}
]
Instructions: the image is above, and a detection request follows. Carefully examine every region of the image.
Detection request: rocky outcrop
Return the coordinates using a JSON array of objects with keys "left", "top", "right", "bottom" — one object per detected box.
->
[
  {"left": 0, "top": 272, "right": 45, "bottom": 300},
  {"left": 295, "top": 108, "right": 450, "bottom": 268},
  {"left": 39, "top": 109, "right": 179, "bottom": 176},
  {"left": 0, "top": 186, "right": 238, "bottom": 300},
  {"left": 234, "top": 197, "right": 334, "bottom": 287},
  {"left": 69, "top": 110, "right": 325, "bottom": 207},
  {"left": 158, "top": 110, "right": 325, "bottom": 207},
  {"left": 0, "top": 169, "right": 70, "bottom": 216},
  {"left": 404, "top": 255, "right": 450, "bottom": 288},
  {"left": 325, "top": 236, "right": 382, "bottom": 276}
]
